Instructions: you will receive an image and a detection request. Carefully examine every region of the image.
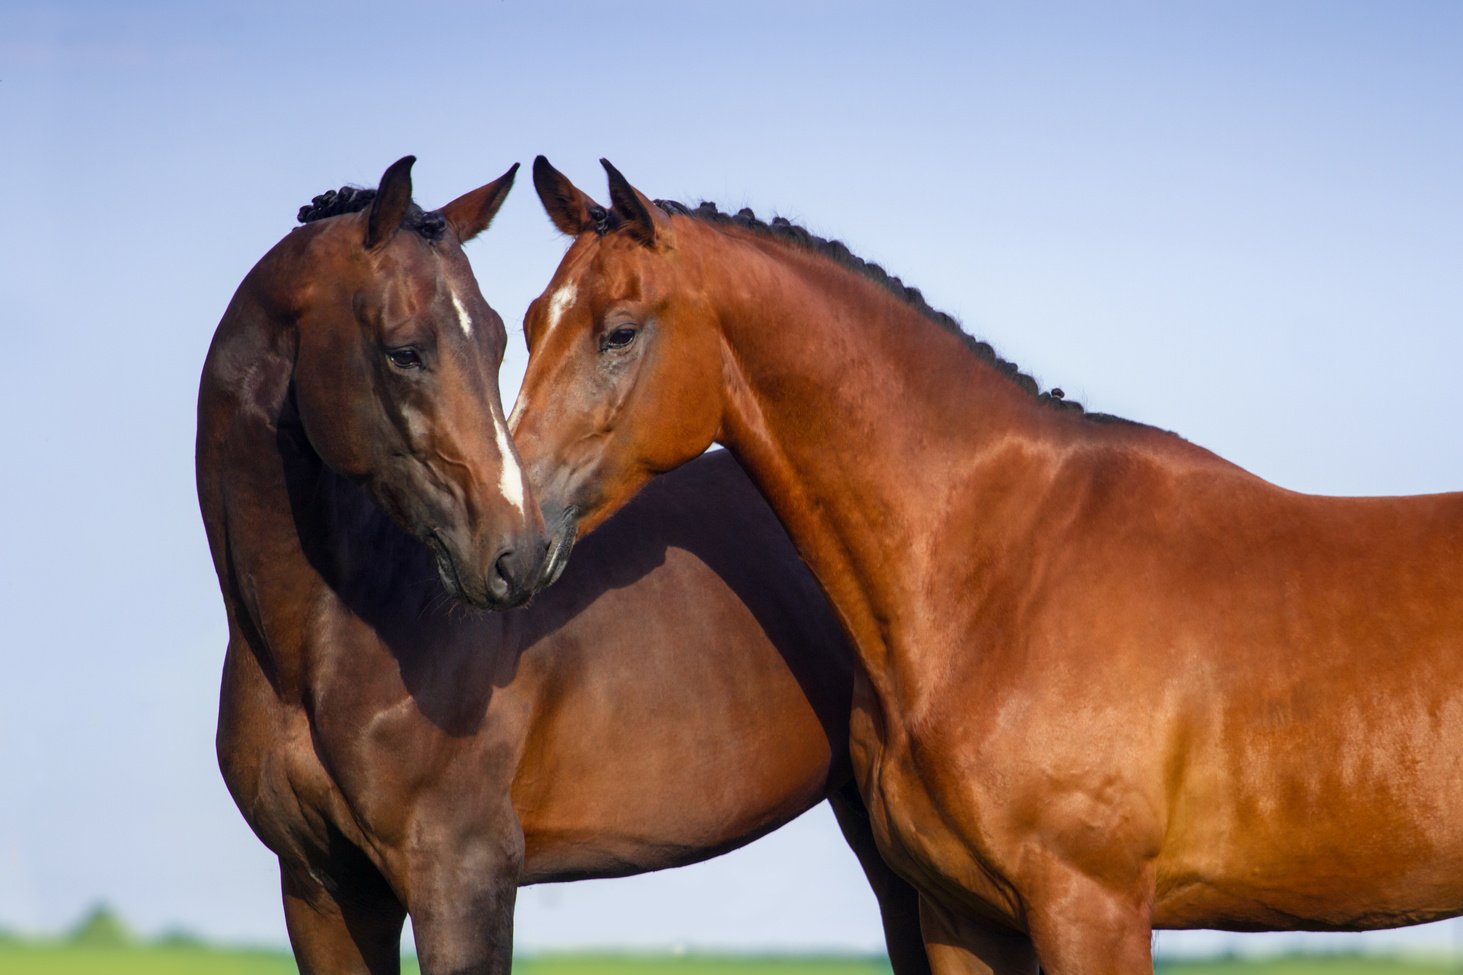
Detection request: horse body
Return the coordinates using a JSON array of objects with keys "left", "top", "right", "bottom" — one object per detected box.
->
[
  {"left": 509, "top": 158, "right": 1463, "bottom": 973},
  {"left": 857, "top": 452, "right": 1463, "bottom": 934},
  {"left": 198, "top": 160, "right": 928, "bottom": 975}
]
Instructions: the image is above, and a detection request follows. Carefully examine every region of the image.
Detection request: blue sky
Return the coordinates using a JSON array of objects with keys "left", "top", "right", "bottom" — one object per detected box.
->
[{"left": 2, "top": 0, "right": 1461, "bottom": 958}]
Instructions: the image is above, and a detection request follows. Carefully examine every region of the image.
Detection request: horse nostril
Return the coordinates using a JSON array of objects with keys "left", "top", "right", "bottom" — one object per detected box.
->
[
  {"left": 494, "top": 550, "right": 517, "bottom": 589},
  {"left": 488, "top": 549, "right": 530, "bottom": 607},
  {"left": 487, "top": 544, "right": 547, "bottom": 608}
]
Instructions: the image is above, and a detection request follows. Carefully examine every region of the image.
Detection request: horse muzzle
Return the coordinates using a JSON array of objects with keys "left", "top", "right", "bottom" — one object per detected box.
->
[
  {"left": 426, "top": 528, "right": 542, "bottom": 611},
  {"left": 537, "top": 504, "right": 579, "bottom": 592},
  {"left": 484, "top": 544, "right": 543, "bottom": 610}
]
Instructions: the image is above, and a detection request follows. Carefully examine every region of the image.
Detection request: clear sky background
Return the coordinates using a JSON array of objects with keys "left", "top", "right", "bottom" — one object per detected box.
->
[{"left": 2, "top": 0, "right": 1461, "bottom": 961}]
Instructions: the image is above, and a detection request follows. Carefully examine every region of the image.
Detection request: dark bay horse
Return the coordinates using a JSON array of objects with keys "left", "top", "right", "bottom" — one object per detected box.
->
[
  {"left": 508, "top": 157, "right": 1463, "bottom": 975},
  {"left": 196, "top": 157, "right": 930, "bottom": 975}
]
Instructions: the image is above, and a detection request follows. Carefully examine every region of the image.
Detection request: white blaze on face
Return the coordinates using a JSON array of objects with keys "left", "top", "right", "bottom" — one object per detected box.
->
[
  {"left": 509, "top": 280, "right": 577, "bottom": 432},
  {"left": 492, "top": 406, "right": 528, "bottom": 516},
  {"left": 507, "top": 383, "right": 528, "bottom": 433},
  {"left": 544, "top": 281, "right": 577, "bottom": 339},
  {"left": 445, "top": 284, "right": 524, "bottom": 515},
  {"left": 451, "top": 288, "right": 473, "bottom": 339}
]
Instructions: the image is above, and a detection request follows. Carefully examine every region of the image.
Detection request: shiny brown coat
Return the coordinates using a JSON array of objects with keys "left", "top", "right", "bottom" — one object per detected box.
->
[
  {"left": 196, "top": 159, "right": 928, "bottom": 975},
  {"left": 509, "top": 157, "right": 1463, "bottom": 975}
]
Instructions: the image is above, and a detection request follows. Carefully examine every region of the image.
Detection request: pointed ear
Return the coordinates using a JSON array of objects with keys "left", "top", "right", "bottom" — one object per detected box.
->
[
  {"left": 601, "top": 158, "right": 671, "bottom": 249},
  {"left": 533, "top": 156, "right": 604, "bottom": 236},
  {"left": 437, "top": 162, "right": 519, "bottom": 243},
  {"left": 366, "top": 155, "right": 416, "bottom": 249}
]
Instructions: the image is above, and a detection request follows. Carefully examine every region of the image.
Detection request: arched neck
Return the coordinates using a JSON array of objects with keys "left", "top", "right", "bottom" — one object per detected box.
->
[{"left": 701, "top": 233, "right": 1068, "bottom": 680}]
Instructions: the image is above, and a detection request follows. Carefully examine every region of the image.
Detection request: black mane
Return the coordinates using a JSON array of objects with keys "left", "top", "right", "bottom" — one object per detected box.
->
[
  {"left": 652, "top": 199, "right": 1135, "bottom": 425},
  {"left": 297, "top": 185, "right": 447, "bottom": 242}
]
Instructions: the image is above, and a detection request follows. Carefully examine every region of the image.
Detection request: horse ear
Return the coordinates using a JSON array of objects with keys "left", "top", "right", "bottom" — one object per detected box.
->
[
  {"left": 438, "top": 162, "right": 519, "bottom": 243},
  {"left": 366, "top": 155, "right": 416, "bottom": 249},
  {"left": 601, "top": 158, "right": 671, "bottom": 249},
  {"left": 533, "top": 156, "right": 602, "bottom": 236}
]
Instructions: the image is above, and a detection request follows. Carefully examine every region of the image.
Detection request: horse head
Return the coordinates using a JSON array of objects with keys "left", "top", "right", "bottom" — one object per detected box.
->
[
  {"left": 510, "top": 157, "right": 728, "bottom": 588},
  {"left": 287, "top": 156, "right": 547, "bottom": 608}
]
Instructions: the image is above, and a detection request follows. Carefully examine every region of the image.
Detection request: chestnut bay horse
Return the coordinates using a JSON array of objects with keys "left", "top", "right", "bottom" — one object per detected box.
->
[
  {"left": 196, "top": 157, "right": 931, "bottom": 975},
  {"left": 509, "top": 157, "right": 1463, "bottom": 975}
]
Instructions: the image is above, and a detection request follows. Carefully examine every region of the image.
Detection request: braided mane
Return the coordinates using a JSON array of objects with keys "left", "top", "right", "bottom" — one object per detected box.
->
[
  {"left": 652, "top": 199, "right": 1136, "bottom": 424},
  {"left": 297, "top": 185, "right": 447, "bottom": 242}
]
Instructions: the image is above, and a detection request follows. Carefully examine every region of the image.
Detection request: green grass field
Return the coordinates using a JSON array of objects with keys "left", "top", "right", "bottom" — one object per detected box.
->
[
  {"left": 1157, "top": 959, "right": 1458, "bottom": 975},
  {"left": 2, "top": 941, "right": 1461, "bottom": 975},
  {"left": 0, "top": 941, "right": 310, "bottom": 975},
  {"left": 516, "top": 956, "right": 893, "bottom": 975}
]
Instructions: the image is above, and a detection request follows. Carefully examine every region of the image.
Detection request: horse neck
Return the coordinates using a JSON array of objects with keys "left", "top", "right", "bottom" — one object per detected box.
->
[
  {"left": 703, "top": 232, "right": 1067, "bottom": 677},
  {"left": 196, "top": 241, "right": 433, "bottom": 701}
]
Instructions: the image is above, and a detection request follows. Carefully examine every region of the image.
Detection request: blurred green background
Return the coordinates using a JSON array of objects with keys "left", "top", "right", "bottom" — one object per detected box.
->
[
  {"left": 2, "top": 942, "right": 1457, "bottom": 975},
  {"left": 4, "top": 907, "right": 1458, "bottom": 975}
]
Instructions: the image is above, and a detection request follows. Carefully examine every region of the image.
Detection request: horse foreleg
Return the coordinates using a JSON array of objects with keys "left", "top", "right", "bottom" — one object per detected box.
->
[
  {"left": 919, "top": 894, "right": 1038, "bottom": 975},
  {"left": 1023, "top": 866, "right": 1154, "bottom": 975},
  {"left": 282, "top": 859, "right": 406, "bottom": 975},
  {"left": 828, "top": 781, "right": 932, "bottom": 975},
  {"left": 402, "top": 827, "right": 523, "bottom": 975}
]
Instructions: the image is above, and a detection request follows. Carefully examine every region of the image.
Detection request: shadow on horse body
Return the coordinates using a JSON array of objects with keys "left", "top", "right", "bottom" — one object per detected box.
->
[
  {"left": 196, "top": 158, "right": 929, "bottom": 975},
  {"left": 508, "top": 157, "right": 1463, "bottom": 975}
]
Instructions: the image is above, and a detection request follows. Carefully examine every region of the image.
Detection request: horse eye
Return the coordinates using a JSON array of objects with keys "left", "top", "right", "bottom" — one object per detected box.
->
[
  {"left": 386, "top": 348, "right": 423, "bottom": 370},
  {"left": 602, "top": 326, "right": 638, "bottom": 352}
]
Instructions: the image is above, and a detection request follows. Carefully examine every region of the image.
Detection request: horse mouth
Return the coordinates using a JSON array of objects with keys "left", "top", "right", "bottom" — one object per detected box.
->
[
  {"left": 424, "top": 529, "right": 471, "bottom": 603},
  {"left": 541, "top": 505, "right": 578, "bottom": 590}
]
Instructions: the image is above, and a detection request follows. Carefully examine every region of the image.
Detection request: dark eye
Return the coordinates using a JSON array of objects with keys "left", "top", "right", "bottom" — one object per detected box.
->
[
  {"left": 601, "top": 326, "right": 638, "bottom": 352},
  {"left": 386, "top": 347, "right": 423, "bottom": 370}
]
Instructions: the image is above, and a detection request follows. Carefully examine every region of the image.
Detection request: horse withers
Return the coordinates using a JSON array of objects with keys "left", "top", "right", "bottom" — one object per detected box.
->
[
  {"left": 196, "top": 157, "right": 929, "bottom": 975},
  {"left": 507, "top": 157, "right": 1463, "bottom": 975}
]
